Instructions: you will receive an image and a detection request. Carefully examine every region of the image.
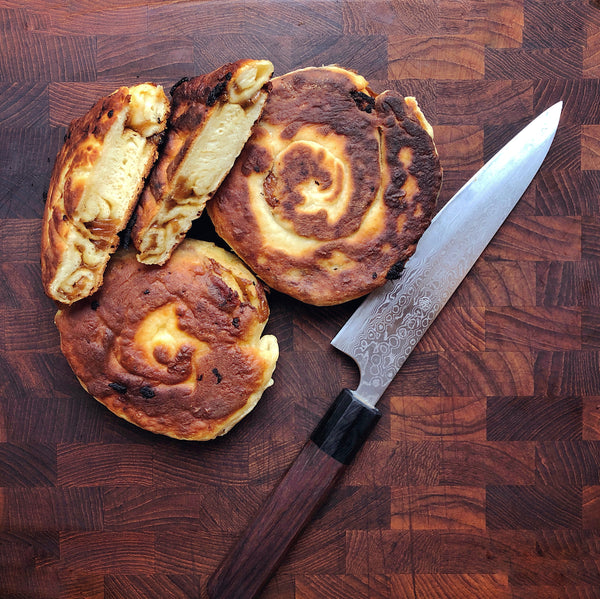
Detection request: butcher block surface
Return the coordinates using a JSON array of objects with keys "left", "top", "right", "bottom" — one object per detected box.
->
[{"left": 2, "top": 1, "right": 600, "bottom": 597}]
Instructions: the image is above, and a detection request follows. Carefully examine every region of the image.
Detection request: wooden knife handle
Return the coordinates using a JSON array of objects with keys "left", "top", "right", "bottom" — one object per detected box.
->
[{"left": 206, "top": 389, "right": 381, "bottom": 599}]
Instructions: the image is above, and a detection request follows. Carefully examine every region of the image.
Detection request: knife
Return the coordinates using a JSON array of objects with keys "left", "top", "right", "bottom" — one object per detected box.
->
[{"left": 207, "top": 101, "right": 563, "bottom": 599}]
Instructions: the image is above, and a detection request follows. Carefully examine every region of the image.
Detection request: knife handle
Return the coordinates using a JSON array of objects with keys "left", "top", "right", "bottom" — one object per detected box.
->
[{"left": 206, "top": 389, "right": 380, "bottom": 599}]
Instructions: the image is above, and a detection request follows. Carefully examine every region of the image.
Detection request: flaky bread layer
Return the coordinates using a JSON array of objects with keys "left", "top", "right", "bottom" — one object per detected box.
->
[
  {"left": 42, "top": 83, "right": 170, "bottom": 304},
  {"left": 133, "top": 59, "right": 274, "bottom": 265}
]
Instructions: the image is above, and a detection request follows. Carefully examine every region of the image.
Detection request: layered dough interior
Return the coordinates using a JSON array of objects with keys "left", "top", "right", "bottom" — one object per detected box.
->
[
  {"left": 135, "top": 60, "right": 273, "bottom": 265},
  {"left": 138, "top": 100, "right": 266, "bottom": 263},
  {"left": 47, "top": 84, "right": 169, "bottom": 304}
]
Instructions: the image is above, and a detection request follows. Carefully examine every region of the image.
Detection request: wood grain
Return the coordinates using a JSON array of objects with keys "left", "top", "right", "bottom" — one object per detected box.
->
[{"left": 1, "top": 0, "right": 599, "bottom": 597}]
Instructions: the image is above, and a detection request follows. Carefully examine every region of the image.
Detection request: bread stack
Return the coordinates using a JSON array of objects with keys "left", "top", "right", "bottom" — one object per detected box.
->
[{"left": 41, "top": 60, "right": 442, "bottom": 440}]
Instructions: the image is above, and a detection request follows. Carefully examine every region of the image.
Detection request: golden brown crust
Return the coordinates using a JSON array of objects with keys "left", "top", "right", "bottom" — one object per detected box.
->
[
  {"left": 41, "top": 83, "right": 170, "bottom": 304},
  {"left": 207, "top": 66, "right": 442, "bottom": 306},
  {"left": 132, "top": 59, "right": 274, "bottom": 265},
  {"left": 54, "top": 239, "right": 278, "bottom": 441}
]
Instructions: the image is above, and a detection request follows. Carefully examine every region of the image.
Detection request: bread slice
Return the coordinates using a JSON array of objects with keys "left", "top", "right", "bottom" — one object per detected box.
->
[
  {"left": 132, "top": 59, "right": 274, "bottom": 265},
  {"left": 41, "top": 83, "right": 170, "bottom": 304},
  {"left": 55, "top": 239, "right": 279, "bottom": 441}
]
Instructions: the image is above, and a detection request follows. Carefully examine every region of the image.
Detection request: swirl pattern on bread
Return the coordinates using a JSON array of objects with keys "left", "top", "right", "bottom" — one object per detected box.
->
[
  {"left": 207, "top": 66, "right": 442, "bottom": 305},
  {"left": 41, "top": 83, "right": 170, "bottom": 304},
  {"left": 55, "top": 239, "right": 279, "bottom": 440}
]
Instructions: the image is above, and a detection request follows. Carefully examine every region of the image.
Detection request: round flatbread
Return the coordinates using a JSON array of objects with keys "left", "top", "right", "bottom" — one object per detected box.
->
[
  {"left": 207, "top": 66, "right": 442, "bottom": 305},
  {"left": 55, "top": 239, "right": 279, "bottom": 440}
]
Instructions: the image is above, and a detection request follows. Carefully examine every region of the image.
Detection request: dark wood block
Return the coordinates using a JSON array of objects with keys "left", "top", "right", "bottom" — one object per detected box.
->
[
  {"left": 418, "top": 305, "right": 485, "bottom": 352},
  {"left": 0, "top": 129, "right": 64, "bottom": 218},
  {"left": 0, "top": 31, "right": 96, "bottom": 81},
  {"left": 6, "top": 487, "right": 103, "bottom": 532},
  {"left": 583, "top": 398, "right": 600, "bottom": 440},
  {"left": 103, "top": 485, "right": 259, "bottom": 533},
  {"left": 0, "top": 442, "right": 56, "bottom": 487},
  {"left": 311, "top": 484, "right": 390, "bottom": 530},
  {"left": 0, "top": 218, "right": 43, "bottom": 261},
  {"left": 387, "top": 352, "right": 440, "bottom": 395},
  {"left": 57, "top": 443, "right": 154, "bottom": 487},
  {"left": 60, "top": 531, "right": 156, "bottom": 574},
  {"left": 104, "top": 574, "right": 202, "bottom": 599},
  {"left": 403, "top": 573, "right": 511, "bottom": 599},
  {"left": 0, "top": 531, "right": 59, "bottom": 569},
  {"left": 243, "top": 0, "right": 343, "bottom": 39},
  {"left": 523, "top": 1, "right": 586, "bottom": 49},
  {"left": 0, "top": 568, "right": 63, "bottom": 599},
  {"left": 509, "top": 556, "right": 600, "bottom": 588},
  {"left": 434, "top": 124, "right": 483, "bottom": 170},
  {"left": 294, "top": 574, "right": 384, "bottom": 599},
  {"left": 440, "top": 441, "right": 535, "bottom": 486},
  {"left": 49, "top": 5, "right": 148, "bottom": 36},
  {"left": 484, "top": 47, "right": 582, "bottom": 80},
  {"left": 534, "top": 79, "right": 600, "bottom": 126},
  {"left": 0, "top": 82, "right": 48, "bottom": 128},
  {"left": 154, "top": 529, "right": 228, "bottom": 575},
  {"left": 582, "top": 124, "right": 600, "bottom": 171},
  {"left": 288, "top": 34, "right": 388, "bottom": 80},
  {"left": 96, "top": 35, "right": 195, "bottom": 80},
  {"left": 487, "top": 395, "right": 582, "bottom": 441},
  {"left": 342, "top": 0, "right": 438, "bottom": 36},
  {"left": 486, "top": 484, "right": 581, "bottom": 529}
]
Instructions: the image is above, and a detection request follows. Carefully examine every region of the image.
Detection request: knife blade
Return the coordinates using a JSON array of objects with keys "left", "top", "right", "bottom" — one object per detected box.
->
[{"left": 207, "top": 101, "right": 562, "bottom": 599}]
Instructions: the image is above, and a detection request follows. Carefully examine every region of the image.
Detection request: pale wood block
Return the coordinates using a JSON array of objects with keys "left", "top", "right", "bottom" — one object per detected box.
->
[
  {"left": 582, "top": 125, "right": 600, "bottom": 171},
  {"left": 391, "top": 485, "right": 486, "bottom": 530},
  {"left": 388, "top": 36, "right": 485, "bottom": 80}
]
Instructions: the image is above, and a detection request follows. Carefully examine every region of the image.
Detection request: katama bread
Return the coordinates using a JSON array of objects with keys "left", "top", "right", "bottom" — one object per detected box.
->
[
  {"left": 207, "top": 66, "right": 442, "bottom": 306},
  {"left": 54, "top": 239, "right": 279, "bottom": 441},
  {"left": 41, "top": 83, "right": 170, "bottom": 304},
  {"left": 132, "top": 59, "right": 274, "bottom": 265}
]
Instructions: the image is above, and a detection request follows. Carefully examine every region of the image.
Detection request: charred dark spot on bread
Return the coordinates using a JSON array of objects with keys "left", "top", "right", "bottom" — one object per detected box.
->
[
  {"left": 350, "top": 90, "right": 375, "bottom": 113},
  {"left": 170, "top": 76, "right": 189, "bottom": 97},
  {"left": 232, "top": 317, "right": 240, "bottom": 328},
  {"left": 140, "top": 385, "right": 155, "bottom": 399},
  {"left": 212, "top": 368, "right": 223, "bottom": 384},
  {"left": 109, "top": 382, "right": 127, "bottom": 394},
  {"left": 386, "top": 260, "right": 406, "bottom": 280},
  {"left": 206, "top": 72, "right": 233, "bottom": 107}
]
